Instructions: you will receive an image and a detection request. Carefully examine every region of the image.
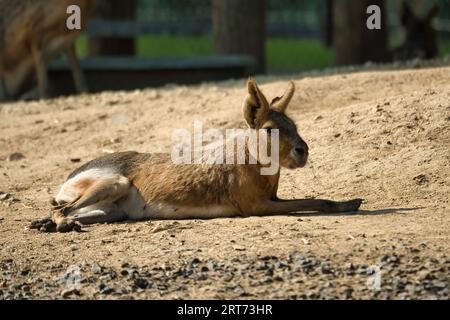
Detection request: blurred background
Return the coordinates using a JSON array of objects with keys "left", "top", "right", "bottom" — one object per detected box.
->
[
  {"left": 76, "top": 0, "right": 450, "bottom": 73},
  {"left": 2, "top": 0, "right": 450, "bottom": 98}
]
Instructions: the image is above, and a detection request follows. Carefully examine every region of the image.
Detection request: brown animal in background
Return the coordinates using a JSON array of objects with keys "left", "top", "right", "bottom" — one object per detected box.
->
[
  {"left": 393, "top": 2, "right": 440, "bottom": 61},
  {"left": 31, "top": 79, "right": 363, "bottom": 232},
  {"left": 0, "top": 0, "right": 95, "bottom": 100}
]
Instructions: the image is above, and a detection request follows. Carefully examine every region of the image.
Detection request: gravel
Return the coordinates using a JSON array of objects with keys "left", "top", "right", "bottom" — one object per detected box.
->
[{"left": 0, "top": 245, "right": 448, "bottom": 300}]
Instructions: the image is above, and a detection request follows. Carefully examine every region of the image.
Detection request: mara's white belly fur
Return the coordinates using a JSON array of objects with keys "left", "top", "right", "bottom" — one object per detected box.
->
[{"left": 117, "top": 186, "right": 237, "bottom": 220}]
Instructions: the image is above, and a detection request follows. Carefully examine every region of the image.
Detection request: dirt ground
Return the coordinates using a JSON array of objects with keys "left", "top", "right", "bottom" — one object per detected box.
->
[{"left": 0, "top": 65, "right": 449, "bottom": 300}]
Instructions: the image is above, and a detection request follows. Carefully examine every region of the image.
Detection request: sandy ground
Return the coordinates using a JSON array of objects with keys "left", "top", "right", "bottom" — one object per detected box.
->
[{"left": 0, "top": 65, "right": 449, "bottom": 299}]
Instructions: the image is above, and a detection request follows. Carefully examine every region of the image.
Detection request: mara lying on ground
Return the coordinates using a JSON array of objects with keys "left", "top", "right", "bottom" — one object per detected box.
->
[{"left": 30, "top": 79, "right": 363, "bottom": 232}]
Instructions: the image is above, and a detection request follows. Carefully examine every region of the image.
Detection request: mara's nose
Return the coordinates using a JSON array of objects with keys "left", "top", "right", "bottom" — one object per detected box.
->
[{"left": 294, "top": 146, "right": 306, "bottom": 157}]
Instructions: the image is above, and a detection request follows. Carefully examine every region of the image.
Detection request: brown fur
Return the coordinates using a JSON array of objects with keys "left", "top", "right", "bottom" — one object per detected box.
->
[{"left": 74, "top": 178, "right": 94, "bottom": 195}]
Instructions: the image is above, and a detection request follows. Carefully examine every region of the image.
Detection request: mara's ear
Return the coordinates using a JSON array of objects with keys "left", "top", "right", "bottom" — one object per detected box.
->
[
  {"left": 401, "top": 1, "right": 414, "bottom": 25},
  {"left": 426, "top": 4, "right": 439, "bottom": 22},
  {"left": 243, "top": 78, "right": 269, "bottom": 128},
  {"left": 270, "top": 81, "right": 295, "bottom": 113}
]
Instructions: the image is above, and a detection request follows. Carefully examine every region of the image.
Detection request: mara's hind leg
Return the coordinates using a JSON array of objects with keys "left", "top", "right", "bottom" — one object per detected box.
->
[
  {"left": 54, "top": 175, "right": 130, "bottom": 232},
  {"left": 31, "top": 175, "right": 130, "bottom": 232},
  {"left": 56, "top": 175, "right": 130, "bottom": 215}
]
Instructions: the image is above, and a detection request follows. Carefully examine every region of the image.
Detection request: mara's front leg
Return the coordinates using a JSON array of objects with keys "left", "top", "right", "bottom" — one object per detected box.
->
[
  {"left": 65, "top": 43, "right": 88, "bottom": 93},
  {"left": 30, "top": 40, "right": 48, "bottom": 99},
  {"left": 248, "top": 198, "right": 363, "bottom": 216}
]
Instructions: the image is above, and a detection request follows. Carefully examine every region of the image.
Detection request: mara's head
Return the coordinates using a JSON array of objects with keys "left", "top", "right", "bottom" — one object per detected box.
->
[
  {"left": 400, "top": 2, "right": 439, "bottom": 60},
  {"left": 243, "top": 78, "right": 308, "bottom": 169}
]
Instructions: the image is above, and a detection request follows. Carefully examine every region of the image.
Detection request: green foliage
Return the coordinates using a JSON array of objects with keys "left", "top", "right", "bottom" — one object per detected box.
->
[
  {"left": 438, "top": 36, "right": 450, "bottom": 58},
  {"left": 137, "top": 35, "right": 333, "bottom": 73},
  {"left": 266, "top": 38, "right": 332, "bottom": 73},
  {"left": 137, "top": 35, "right": 212, "bottom": 57}
]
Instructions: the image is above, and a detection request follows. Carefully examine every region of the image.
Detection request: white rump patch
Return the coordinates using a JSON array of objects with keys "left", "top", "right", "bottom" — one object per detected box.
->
[{"left": 54, "top": 168, "right": 118, "bottom": 204}]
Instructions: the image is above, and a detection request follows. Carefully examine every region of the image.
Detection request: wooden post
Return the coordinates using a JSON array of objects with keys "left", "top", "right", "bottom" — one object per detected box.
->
[
  {"left": 333, "top": 0, "right": 389, "bottom": 65},
  {"left": 88, "top": 0, "right": 137, "bottom": 56},
  {"left": 212, "top": 0, "right": 266, "bottom": 74},
  {"left": 325, "top": 0, "right": 334, "bottom": 47}
]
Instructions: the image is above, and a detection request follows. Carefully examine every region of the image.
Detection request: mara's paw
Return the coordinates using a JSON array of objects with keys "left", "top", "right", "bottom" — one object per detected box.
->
[
  {"left": 341, "top": 198, "right": 364, "bottom": 212},
  {"left": 56, "top": 219, "right": 82, "bottom": 233},
  {"left": 29, "top": 217, "right": 57, "bottom": 232},
  {"left": 49, "top": 197, "right": 58, "bottom": 207}
]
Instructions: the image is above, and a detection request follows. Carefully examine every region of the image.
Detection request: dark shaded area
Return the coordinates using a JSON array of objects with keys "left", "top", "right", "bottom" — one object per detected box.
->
[
  {"left": 88, "top": 0, "right": 137, "bottom": 56},
  {"left": 48, "top": 56, "right": 254, "bottom": 94}
]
